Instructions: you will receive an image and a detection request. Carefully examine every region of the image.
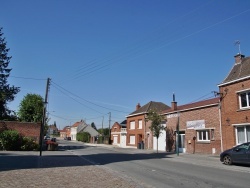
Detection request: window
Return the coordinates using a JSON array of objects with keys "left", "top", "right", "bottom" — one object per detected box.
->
[
  {"left": 235, "top": 125, "right": 250, "bottom": 144},
  {"left": 129, "top": 135, "right": 135, "bottom": 144},
  {"left": 138, "top": 120, "right": 142, "bottom": 129},
  {"left": 130, "top": 121, "right": 135, "bottom": 129},
  {"left": 197, "top": 129, "right": 210, "bottom": 141},
  {"left": 239, "top": 91, "right": 250, "bottom": 109}
]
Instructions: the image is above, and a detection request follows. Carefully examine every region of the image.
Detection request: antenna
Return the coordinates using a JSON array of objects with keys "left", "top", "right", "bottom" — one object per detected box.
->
[{"left": 234, "top": 40, "right": 241, "bottom": 54}]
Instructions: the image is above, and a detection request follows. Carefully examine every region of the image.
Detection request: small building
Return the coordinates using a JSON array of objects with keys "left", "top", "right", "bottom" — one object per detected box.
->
[
  {"left": 110, "top": 120, "right": 127, "bottom": 147},
  {"left": 162, "top": 96, "right": 221, "bottom": 155},
  {"left": 218, "top": 53, "right": 250, "bottom": 151},
  {"left": 70, "top": 120, "right": 99, "bottom": 143},
  {"left": 126, "top": 102, "right": 170, "bottom": 150}
]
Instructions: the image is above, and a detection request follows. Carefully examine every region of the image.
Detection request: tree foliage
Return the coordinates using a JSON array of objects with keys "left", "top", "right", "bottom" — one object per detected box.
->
[
  {"left": 18, "top": 93, "right": 44, "bottom": 122},
  {"left": 0, "top": 27, "right": 20, "bottom": 120},
  {"left": 91, "top": 122, "right": 97, "bottom": 130},
  {"left": 146, "top": 109, "right": 165, "bottom": 153},
  {"left": 77, "top": 132, "right": 90, "bottom": 142}
]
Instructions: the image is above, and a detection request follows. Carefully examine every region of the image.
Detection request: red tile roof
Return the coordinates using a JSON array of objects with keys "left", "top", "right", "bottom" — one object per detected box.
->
[{"left": 162, "top": 97, "right": 220, "bottom": 114}]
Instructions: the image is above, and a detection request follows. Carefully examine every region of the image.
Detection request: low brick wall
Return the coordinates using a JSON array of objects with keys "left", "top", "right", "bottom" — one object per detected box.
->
[{"left": 0, "top": 121, "right": 41, "bottom": 142}]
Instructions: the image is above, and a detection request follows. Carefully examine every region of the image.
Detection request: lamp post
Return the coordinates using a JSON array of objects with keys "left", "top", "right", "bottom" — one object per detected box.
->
[{"left": 176, "top": 112, "right": 180, "bottom": 156}]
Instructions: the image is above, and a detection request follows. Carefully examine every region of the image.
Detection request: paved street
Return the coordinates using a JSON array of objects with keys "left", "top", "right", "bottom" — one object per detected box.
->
[{"left": 0, "top": 139, "right": 250, "bottom": 188}]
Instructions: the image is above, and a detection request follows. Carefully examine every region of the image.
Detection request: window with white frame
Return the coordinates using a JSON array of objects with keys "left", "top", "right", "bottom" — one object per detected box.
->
[
  {"left": 130, "top": 121, "right": 135, "bottom": 129},
  {"left": 235, "top": 125, "right": 250, "bottom": 145},
  {"left": 138, "top": 120, "right": 142, "bottom": 129},
  {"left": 129, "top": 135, "right": 135, "bottom": 144},
  {"left": 239, "top": 90, "right": 250, "bottom": 109},
  {"left": 197, "top": 129, "right": 210, "bottom": 141}
]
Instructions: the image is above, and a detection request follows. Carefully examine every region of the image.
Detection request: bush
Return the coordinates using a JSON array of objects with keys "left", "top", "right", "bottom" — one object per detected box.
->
[
  {"left": 21, "top": 137, "right": 39, "bottom": 151},
  {"left": 0, "top": 130, "right": 21, "bottom": 150},
  {"left": 77, "top": 132, "right": 90, "bottom": 142}
]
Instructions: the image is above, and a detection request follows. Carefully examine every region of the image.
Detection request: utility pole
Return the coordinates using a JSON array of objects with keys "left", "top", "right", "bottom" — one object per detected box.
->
[
  {"left": 39, "top": 78, "right": 51, "bottom": 156},
  {"left": 108, "top": 112, "right": 111, "bottom": 144},
  {"left": 101, "top": 116, "right": 104, "bottom": 144}
]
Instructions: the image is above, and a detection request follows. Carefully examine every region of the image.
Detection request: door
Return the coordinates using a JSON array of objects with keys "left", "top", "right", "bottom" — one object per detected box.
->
[
  {"left": 120, "top": 133, "right": 127, "bottom": 147},
  {"left": 113, "top": 135, "right": 118, "bottom": 145},
  {"left": 153, "top": 128, "right": 166, "bottom": 151},
  {"left": 176, "top": 131, "right": 185, "bottom": 153}
]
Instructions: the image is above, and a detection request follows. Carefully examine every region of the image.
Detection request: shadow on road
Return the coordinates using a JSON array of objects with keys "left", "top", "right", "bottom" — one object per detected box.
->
[{"left": 0, "top": 144, "right": 175, "bottom": 171}]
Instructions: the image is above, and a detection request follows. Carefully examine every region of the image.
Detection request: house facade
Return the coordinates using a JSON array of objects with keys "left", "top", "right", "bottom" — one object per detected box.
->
[
  {"left": 162, "top": 97, "right": 221, "bottom": 155},
  {"left": 218, "top": 54, "right": 250, "bottom": 151},
  {"left": 110, "top": 120, "right": 127, "bottom": 147},
  {"left": 126, "top": 102, "right": 170, "bottom": 150}
]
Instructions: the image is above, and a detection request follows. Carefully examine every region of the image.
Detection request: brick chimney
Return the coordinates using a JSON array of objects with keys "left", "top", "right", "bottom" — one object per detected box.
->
[
  {"left": 136, "top": 103, "right": 141, "bottom": 110},
  {"left": 234, "top": 53, "right": 245, "bottom": 64},
  {"left": 171, "top": 93, "right": 177, "bottom": 111}
]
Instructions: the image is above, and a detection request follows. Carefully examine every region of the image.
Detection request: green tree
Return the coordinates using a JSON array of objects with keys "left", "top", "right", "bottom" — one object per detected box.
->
[
  {"left": 18, "top": 93, "right": 44, "bottom": 122},
  {"left": 91, "top": 122, "right": 97, "bottom": 130},
  {"left": 146, "top": 109, "right": 165, "bottom": 153},
  {"left": 0, "top": 27, "right": 20, "bottom": 120}
]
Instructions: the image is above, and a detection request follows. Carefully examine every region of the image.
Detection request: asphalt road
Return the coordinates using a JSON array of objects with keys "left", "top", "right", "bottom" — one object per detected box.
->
[{"left": 60, "top": 139, "right": 250, "bottom": 188}]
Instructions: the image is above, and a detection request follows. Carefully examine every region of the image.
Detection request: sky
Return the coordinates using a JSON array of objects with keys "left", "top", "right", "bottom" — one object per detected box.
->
[{"left": 1, "top": 0, "right": 250, "bottom": 130}]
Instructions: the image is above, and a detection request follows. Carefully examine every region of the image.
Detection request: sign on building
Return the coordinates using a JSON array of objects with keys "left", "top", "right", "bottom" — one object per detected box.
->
[{"left": 186, "top": 120, "right": 205, "bottom": 129}]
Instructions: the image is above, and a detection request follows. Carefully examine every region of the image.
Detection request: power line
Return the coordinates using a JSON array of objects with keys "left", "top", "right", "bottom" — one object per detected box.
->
[
  {"left": 9, "top": 76, "right": 46, "bottom": 81},
  {"left": 51, "top": 81, "right": 130, "bottom": 114}
]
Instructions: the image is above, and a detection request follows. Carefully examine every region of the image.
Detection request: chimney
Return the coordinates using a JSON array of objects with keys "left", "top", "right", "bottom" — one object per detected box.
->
[
  {"left": 171, "top": 93, "right": 177, "bottom": 111},
  {"left": 234, "top": 53, "right": 245, "bottom": 64},
  {"left": 136, "top": 103, "right": 141, "bottom": 110}
]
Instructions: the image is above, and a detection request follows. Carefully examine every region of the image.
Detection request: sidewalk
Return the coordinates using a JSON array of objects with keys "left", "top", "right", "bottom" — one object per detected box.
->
[{"left": 0, "top": 149, "right": 151, "bottom": 188}]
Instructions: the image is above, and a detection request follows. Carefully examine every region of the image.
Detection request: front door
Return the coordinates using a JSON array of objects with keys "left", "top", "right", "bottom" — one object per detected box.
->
[
  {"left": 177, "top": 131, "right": 185, "bottom": 153},
  {"left": 120, "top": 133, "right": 126, "bottom": 147}
]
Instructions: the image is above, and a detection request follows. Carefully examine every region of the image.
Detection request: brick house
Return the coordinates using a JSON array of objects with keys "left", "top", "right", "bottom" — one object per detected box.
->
[
  {"left": 218, "top": 53, "right": 250, "bottom": 151},
  {"left": 60, "top": 126, "right": 71, "bottom": 138},
  {"left": 126, "top": 102, "right": 170, "bottom": 149},
  {"left": 162, "top": 96, "right": 221, "bottom": 154},
  {"left": 0, "top": 121, "right": 41, "bottom": 142},
  {"left": 110, "top": 120, "right": 127, "bottom": 147}
]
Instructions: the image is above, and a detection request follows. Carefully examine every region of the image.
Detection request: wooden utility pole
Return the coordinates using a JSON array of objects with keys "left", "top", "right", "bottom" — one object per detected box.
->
[{"left": 39, "top": 78, "right": 51, "bottom": 156}]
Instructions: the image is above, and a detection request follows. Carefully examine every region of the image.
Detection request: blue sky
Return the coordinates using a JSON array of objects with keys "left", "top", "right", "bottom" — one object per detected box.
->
[{"left": 1, "top": 0, "right": 250, "bottom": 129}]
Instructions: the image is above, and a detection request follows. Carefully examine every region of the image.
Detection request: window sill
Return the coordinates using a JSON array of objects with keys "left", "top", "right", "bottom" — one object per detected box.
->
[
  {"left": 237, "top": 107, "right": 250, "bottom": 112},
  {"left": 197, "top": 141, "right": 210, "bottom": 144}
]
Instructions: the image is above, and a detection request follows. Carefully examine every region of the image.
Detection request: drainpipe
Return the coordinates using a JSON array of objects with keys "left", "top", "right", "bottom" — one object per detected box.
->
[{"left": 219, "top": 100, "right": 223, "bottom": 152}]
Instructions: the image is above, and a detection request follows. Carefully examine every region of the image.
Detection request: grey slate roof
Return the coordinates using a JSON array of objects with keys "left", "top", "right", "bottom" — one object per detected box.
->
[
  {"left": 128, "top": 101, "right": 170, "bottom": 117},
  {"left": 221, "top": 56, "right": 250, "bottom": 84},
  {"left": 77, "top": 121, "right": 99, "bottom": 137}
]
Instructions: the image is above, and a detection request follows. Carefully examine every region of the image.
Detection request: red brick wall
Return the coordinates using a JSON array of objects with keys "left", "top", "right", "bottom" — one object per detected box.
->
[
  {"left": 126, "top": 114, "right": 154, "bottom": 149},
  {"left": 111, "top": 122, "right": 121, "bottom": 144},
  {"left": 219, "top": 79, "right": 250, "bottom": 150},
  {"left": 0, "top": 121, "right": 41, "bottom": 142},
  {"left": 166, "top": 105, "right": 221, "bottom": 154}
]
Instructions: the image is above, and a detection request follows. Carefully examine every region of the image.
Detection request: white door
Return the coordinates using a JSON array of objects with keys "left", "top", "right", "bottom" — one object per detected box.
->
[
  {"left": 120, "top": 134, "right": 126, "bottom": 147},
  {"left": 113, "top": 135, "right": 118, "bottom": 145},
  {"left": 153, "top": 129, "right": 166, "bottom": 151}
]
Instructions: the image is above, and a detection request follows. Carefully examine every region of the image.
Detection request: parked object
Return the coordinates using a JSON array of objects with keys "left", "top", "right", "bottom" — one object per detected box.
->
[{"left": 220, "top": 142, "right": 250, "bottom": 165}]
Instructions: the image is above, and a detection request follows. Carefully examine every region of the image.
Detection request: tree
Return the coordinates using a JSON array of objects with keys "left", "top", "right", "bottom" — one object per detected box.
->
[
  {"left": 0, "top": 27, "right": 20, "bottom": 120},
  {"left": 18, "top": 93, "right": 44, "bottom": 122},
  {"left": 146, "top": 109, "right": 165, "bottom": 153},
  {"left": 91, "top": 122, "right": 97, "bottom": 130}
]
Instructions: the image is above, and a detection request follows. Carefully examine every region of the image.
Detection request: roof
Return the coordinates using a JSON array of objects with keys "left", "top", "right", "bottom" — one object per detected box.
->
[
  {"left": 77, "top": 121, "right": 99, "bottom": 137},
  {"left": 127, "top": 101, "right": 170, "bottom": 117},
  {"left": 162, "top": 97, "right": 220, "bottom": 114},
  {"left": 71, "top": 122, "right": 82, "bottom": 127},
  {"left": 220, "top": 56, "right": 250, "bottom": 85}
]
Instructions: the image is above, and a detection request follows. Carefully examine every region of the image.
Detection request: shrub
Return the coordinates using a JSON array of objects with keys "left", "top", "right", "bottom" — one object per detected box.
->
[
  {"left": 21, "top": 137, "right": 39, "bottom": 151},
  {"left": 77, "top": 132, "right": 90, "bottom": 142},
  {"left": 0, "top": 130, "right": 21, "bottom": 150}
]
